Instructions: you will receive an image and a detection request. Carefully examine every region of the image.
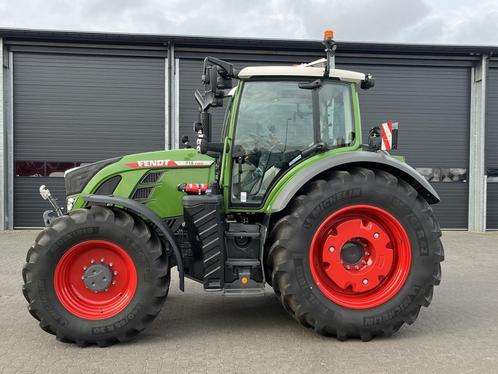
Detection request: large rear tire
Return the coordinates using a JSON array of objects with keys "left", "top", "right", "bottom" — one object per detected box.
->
[
  {"left": 267, "top": 167, "right": 444, "bottom": 341},
  {"left": 22, "top": 206, "right": 170, "bottom": 347}
]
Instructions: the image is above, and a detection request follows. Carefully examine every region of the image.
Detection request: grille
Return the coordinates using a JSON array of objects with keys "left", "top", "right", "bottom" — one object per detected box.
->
[
  {"left": 132, "top": 186, "right": 153, "bottom": 200},
  {"left": 141, "top": 171, "right": 163, "bottom": 184}
]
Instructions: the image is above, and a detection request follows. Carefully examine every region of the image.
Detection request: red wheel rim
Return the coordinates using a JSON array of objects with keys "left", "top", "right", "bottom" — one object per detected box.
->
[
  {"left": 54, "top": 240, "right": 137, "bottom": 320},
  {"left": 309, "top": 205, "right": 411, "bottom": 309}
]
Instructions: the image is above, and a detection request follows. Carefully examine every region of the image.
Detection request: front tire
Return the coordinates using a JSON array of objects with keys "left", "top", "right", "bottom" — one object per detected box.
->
[
  {"left": 22, "top": 206, "right": 170, "bottom": 347},
  {"left": 267, "top": 167, "right": 444, "bottom": 341}
]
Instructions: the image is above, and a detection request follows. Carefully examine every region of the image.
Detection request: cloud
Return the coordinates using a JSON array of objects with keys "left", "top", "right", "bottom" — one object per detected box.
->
[{"left": 0, "top": 0, "right": 497, "bottom": 45}]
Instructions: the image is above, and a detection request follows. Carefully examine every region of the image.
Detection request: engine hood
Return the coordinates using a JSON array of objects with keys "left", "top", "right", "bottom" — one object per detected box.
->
[
  {"left": 67, "top": 148, "right": 217, "bottom": 219},
  {"left": 121, "top": 149, "right": 215, "bottom": 169}
]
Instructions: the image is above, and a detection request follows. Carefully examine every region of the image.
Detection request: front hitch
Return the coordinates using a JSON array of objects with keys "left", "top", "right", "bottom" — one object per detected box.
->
[{"left": 39, "top": 185, "right": 64, "bottom": 226}]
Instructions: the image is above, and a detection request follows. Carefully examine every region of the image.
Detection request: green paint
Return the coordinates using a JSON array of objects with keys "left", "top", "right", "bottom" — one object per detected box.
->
[
  {"left": 67, "top": 78, "right": 401, "bottom": 220},
  {"left": 70, "top": 149, "right": 216, "bottom": 217}
]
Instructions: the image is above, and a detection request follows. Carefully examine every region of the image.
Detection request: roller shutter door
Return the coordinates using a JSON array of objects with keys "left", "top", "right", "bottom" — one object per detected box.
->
[
  {"left": 178, "top": 57, "right": 300, "bottom": 144},
  {"left": 178, "top": 56, "right": 470, "bottom": 228},
  {"left": 13, "top": 52, "right": 165, "bottom": 227},
  {"left": 339, "top": 63, "right": 471, "bottom": 229},
  {"left": 486, "top": 66, "right": 498, "bottom": 229}
]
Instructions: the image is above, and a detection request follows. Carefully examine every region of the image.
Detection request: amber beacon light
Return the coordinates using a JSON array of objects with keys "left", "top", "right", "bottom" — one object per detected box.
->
[{"left": 324, "top": 29, "right": 334, "bottom": 41}]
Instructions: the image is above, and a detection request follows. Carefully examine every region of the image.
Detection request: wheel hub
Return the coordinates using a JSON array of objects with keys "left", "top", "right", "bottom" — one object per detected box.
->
[
  {"left": 54, "top": 240, "right": 137, "bottom": 320},
  {"left": 309, "top": 205, "right": 412, "bottom": 309},
  {"left": 340, "top": 241, "right": 365, "bottom": 265},
  {"left": 83, "top": 263, "right": 113, "bottom": 292}
]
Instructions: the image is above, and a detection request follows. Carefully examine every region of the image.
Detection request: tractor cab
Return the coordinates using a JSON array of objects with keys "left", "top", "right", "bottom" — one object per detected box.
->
[{"left": 193, "top": 31, "right": 374, "bottom": 209}]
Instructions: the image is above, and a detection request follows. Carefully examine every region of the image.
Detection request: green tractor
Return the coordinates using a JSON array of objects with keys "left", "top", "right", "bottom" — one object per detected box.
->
[{"left": 22, "top": 31, "right": 443, "bottom": 346}]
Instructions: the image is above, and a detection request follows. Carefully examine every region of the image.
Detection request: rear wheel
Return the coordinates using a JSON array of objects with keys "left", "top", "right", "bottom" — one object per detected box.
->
[
  {"left": 267, "top": 167, "right": 444, "bottom": 341},
  {"left": 22, "top": 206, "right": 170, "bottom": 347}
]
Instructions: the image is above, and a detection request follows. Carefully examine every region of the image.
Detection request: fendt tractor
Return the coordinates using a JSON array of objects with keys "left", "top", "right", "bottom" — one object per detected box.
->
[{"left": 23, "top": 30, "right": 444, "bottom": 346}]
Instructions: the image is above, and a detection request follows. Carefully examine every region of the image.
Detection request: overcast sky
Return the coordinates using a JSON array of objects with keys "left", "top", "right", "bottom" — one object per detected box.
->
[{"left": 0, "top": 0, "right": 497, "bottom": 45}]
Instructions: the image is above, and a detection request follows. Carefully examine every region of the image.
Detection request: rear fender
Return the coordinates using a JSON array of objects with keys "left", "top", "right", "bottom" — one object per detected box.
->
[{"left": 270, "top": 151, "right": 439, "bottom": 213}]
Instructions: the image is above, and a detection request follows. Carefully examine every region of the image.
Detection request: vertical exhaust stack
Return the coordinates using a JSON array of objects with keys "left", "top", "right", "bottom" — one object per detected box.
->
[{"left": 322, "top": 29, "right": 337, "bottom": 77}]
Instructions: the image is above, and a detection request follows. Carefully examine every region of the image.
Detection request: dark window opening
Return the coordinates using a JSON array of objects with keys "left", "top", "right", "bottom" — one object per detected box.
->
[
  {"left": 416, "top": 168, "right": 467, "bottom": 183},
  {"left": 16, "top": 161, "right": 83, "bottom": 177}
]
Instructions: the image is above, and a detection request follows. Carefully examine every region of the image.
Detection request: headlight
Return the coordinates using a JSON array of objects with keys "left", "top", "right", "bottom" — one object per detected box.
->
[
  {"left": 64, "top": 157, "right": 121, "bottom": 196},
  {"left": 66, "top": 197, "right": 76, "bottom": 212}
]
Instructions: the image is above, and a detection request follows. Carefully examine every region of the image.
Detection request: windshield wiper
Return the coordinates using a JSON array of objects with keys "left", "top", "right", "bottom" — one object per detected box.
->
[{"left": 288, "top": 142, "right": 327, "bottom": 167}]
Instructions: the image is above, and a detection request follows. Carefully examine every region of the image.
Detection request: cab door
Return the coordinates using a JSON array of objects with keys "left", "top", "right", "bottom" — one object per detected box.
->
[{"left": 226, "top": 79, "right": 356, "bottom": 209}]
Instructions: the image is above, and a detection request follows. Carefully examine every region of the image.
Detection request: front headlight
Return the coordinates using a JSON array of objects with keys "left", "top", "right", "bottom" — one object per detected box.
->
[
  {"left": 64, "top": 157, "right": 121, "bottom": 196},
  {"left": 66, "top": 197, "right": 76, "bottom": 212}
]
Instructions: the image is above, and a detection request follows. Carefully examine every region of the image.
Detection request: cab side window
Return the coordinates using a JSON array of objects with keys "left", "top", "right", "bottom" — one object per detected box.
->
[
  {"left": 231, "top": 81, "right": 314, "bottom": 205},
  {"left": 319, "top": 83, "right": 355, "bottom": 147}
]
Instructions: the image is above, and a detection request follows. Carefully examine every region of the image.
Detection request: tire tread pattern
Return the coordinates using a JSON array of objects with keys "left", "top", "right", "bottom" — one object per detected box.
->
[{"left": 268, "top": 167, "right": 444, "bottom": 341}]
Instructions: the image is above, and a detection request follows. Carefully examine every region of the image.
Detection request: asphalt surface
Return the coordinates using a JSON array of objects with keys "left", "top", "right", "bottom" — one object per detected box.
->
[{"left": 1, "top": 230, "right": 497, "bottom": 373}]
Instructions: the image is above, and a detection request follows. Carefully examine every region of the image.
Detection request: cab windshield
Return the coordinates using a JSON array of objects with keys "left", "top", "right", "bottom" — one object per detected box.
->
[{"left": 231, "top": 79, "right": 355, "bottom": 205}]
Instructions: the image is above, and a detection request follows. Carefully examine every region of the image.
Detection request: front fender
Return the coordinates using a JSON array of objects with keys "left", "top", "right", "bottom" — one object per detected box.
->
[
  {"left": 81, "top": 195, "right": 185, "bottom": 291},
  {"left": 270, "top": 151, "right": 440, "bottom": 213}
]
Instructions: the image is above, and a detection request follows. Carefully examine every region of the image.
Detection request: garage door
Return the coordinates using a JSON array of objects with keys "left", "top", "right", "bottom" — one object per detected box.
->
[
  {"left": 486, "top": 66, "right": 498, "bottom": 229},
  {"left": 178, "top": 57, "right": 307, "bottom": 144},
  {"left": 339, "top": 62, "right": 471, "bottom": 229},
  {"left": 13, "top": 52, "right": 165, "bottom": 227},
  {"left": 178, "top": 56, "right": 470, "bottom": 228}
]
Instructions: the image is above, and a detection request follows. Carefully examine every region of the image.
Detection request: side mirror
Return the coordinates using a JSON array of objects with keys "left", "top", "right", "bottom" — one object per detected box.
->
[
  {"left": 361, "top": 73, "right": 375, "bottom": 90},
  {"left": 367, "top": 126, "right": 382, "bottom": 151}
]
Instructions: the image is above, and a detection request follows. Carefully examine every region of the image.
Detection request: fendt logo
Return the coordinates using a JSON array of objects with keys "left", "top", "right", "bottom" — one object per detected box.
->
[{"left": 126, "top": 160, "right": 214, "bottom": 169}]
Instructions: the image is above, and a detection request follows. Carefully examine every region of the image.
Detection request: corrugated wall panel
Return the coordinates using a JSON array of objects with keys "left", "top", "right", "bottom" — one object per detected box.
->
[
  {"left": 0, "top": 38, "right": 4, "bottom": 229},
  {"left": 430, "top": 183, "right": 469, "bottom": 229},
  {"left": 14, "top": 178, "right": 65, "bottom": 227},
  {"left": 487, "top": 184, "right": 498, "bottom": 229},
  {"left": 13, "top": 52, "right": 165, "bottom": 227},
  {"left": 14, "top": 53, "right": 165, "bottom": 161},
  {"left": 179, "top": 57, "right": 470, "bottom": 228},
  {"left": 339, "top": 64, "right": 470, "bottom": 168},
  {"left": 178, "top": 58, "right": 297, "bottom": 144},
  {"left": 486, "top": 67, "right": 498, "bottom": 229},
  {"left": 341, "top": 63, "right": 470, "bottom": 229}
]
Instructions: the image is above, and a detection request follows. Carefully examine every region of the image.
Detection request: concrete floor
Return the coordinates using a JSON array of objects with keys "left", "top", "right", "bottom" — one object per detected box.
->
[{"left": 1, "top": 230, "right": 497, "bottom": 373}]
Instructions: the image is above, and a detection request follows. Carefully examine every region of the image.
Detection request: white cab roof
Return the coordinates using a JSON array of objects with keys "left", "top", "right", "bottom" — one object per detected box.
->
[{"left": 238, "top": 65, "right": 365, "bottom": 84}]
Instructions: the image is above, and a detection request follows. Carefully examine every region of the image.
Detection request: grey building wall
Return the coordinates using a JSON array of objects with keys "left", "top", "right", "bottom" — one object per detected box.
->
[
  {"left": 486, "top": 65, "right": 498, "bottom": 228},
  {"left": 0, "top": 29, "right": 496, "bottom": 229},
  {"left": 12, "top": 51, "right": 166, "bottom": 227},
  {"left": 177, "top": 54, "right": 472, "bottom": 228},
  {"left": 0, "top": 37, "right": 4, "bottom": 229}
]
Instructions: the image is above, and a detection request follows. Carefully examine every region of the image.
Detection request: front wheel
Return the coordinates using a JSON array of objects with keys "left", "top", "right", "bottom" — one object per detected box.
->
[
  {"left": 267, "top": 167, "right": 444, "bottom": 341},
  {"left": 22, "top": 206, "right": 170, "bottom": 347}
]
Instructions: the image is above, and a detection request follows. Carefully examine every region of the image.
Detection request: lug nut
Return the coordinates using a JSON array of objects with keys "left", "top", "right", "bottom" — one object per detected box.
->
[
  {"left": 81, "top": 275, "right": 85, "bottom": 280},
  {"left": 90, "top": 259, "right": 95, "bottom": 264},
  {"left": 329, "top": 246, "right": 335, "bottom": 253},
  {"left": 355, "top": 265, "right": 359, "bottom": 270},
  {"left": 83, "top": 266, "right": 87, "bottom": 270},
  {"left": 112, "top": 281, "right": 116, "bottom": 285},
  {"left": 346, "top": 265, "right": 351, "bottom": 270},
  {"left": 365, "top": 251, "right": 370, "bottom": 256},
  {"left": 104, "top": 288, "right": 108, "bottom": 292},
  {"left": 109, "top": 262, "right": 113, "bottom": 267},
  {"left": 113, "top": 271, "right": 118, "bottom": 276},
  {"left": 373, "top": 232, "right": 380, "bottom": 239},
  {"left": 362, "top": 279, "right": 369, "bottom": 285},
  {"left": 100, "top": 258, "right": 105, "bottom": 263}
]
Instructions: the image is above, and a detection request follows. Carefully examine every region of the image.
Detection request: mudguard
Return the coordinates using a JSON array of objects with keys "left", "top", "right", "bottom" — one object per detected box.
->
[
  {"left": 270, "top": 151, "right": 440, "bottom": 213},
  {"left": 82, "top": 195, "right": 185, "bottom": 291}
]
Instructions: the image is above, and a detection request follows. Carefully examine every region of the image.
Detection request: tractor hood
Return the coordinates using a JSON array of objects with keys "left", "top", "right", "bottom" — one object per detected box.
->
[{"left": 66, "top": 149, "right": 216, "bottom": 219}]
